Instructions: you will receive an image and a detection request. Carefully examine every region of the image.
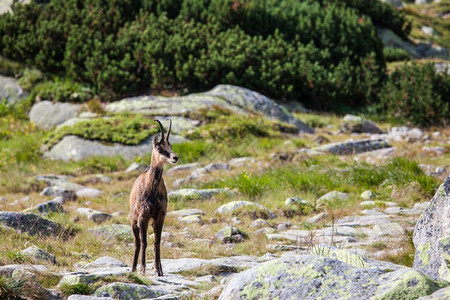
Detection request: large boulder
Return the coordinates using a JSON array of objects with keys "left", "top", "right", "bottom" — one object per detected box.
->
[
  {"left": 106, "top": 84, "right": 313, "bottom": 133},
  {"left": 219, "top": 254, "right": 449, "bottom": 300},
  {"left": 413, "top": 176, "right": 450, "bottom": 281},
  {"left": 0, "top": 75, "right": 27, "bottom": 104},
  {"left": 0, "top": 211, "right": 64, "bottom": 237},
  {"left": 168, "top": 188, "right": 232, "bottom": 201},
  {"left": 29, "top": 101, "right": 81, "bottom": 130},
  {"left": 340, "top": 115, "right": 383, "bottom": 134},
  {"left": 312, "top": 139, "right": 391, "bottom": 155},
  {"left": 43, "top": 134, "right": 186, "bottom": 161}
]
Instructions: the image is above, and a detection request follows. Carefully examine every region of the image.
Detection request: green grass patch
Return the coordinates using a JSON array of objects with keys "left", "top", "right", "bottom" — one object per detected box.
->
[
  {"left": 59, "top": 282, "right": 93, "bottom": 296},
  {"left": 43, "top": 114, "right": 158, "bottom": 151},
  {"left": 0, "top": 275, "right": 27, "bottom": 300},
  {"left": 383, "top": 47, "right": 411, "bottom": 62}
]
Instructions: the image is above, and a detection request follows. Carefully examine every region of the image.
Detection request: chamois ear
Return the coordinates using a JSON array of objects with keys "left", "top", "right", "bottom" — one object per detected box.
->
[{"left": 152, "top": 134, "right": 159, "bottom": 147}]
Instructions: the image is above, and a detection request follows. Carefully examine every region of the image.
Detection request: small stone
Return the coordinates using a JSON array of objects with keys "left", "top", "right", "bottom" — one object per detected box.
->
[
  {"left": 23, "top": 200, "right": 65, "bottom": 215},
  {"left": 373, "top": 223, "right": 404, "bottom": 236},
  {"left": 215, "top": 200, "right": 276, "bottom": 219},
  {"left": 250, "top": 219, "right": 270, "bottom": 228},
  {"left": 20, "top": 245, "right": 57, "bottom": 265},
  {"left": 41, "top": 186, "right": 77, "bottom": 201},
  {"left": 305, "top": 212, "right": 327, "bottom": 224},
  {"left": 167, "top": 209, "right": 205, "bottom": 217},
  {"left": 179, "top": 215, "right": 203, "bottom": 224},
  {"left": 284, "top": 197, "right": 310, "bottom": 206},
  {"left": 318, "top": 191, "right": 349, "bottom": 203},
  {"left": 360, "top": 190, "right": 375, "bottom": 200},
  {"left": 195, "top": 275, "right": 215, "bottom": 283},
  {"left": 77, "top": 208, "right": 112, "bottom": 224},
  {"left": 84, "top": 256, "right": 127, "bottom": 268},
  {"left": 76, "top": 188, "right": 103, "bottom": 199},
  {"left": 215, "top": 225, "right": 248, "bottom": 244}
]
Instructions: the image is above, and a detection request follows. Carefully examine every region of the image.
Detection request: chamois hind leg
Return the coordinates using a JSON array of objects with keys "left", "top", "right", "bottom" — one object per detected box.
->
[
  {"left": 138, "top": 218, "right": 149, "bottom": 275},
  {"left": 153, "top": 217, "right": 165, "bottom": 276},
  {"left": 131, "top": 221, "right": 140, "bottom": 273}
]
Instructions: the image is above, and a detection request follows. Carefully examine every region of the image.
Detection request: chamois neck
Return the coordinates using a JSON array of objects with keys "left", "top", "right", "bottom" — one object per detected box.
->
[{"left": 146, "top": 164, "right": 164, "bottom": 183}]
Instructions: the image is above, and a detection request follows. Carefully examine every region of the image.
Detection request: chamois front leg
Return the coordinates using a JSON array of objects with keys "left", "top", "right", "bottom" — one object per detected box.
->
[
  {"left": 131, "top": 222, "right": 140, "bottom": 273},
  {"left": 153, "top": 217, "right": 165, "bottom": 276},
  {"left": 139, "top": 218, "right": 149, "bottom": 275}
]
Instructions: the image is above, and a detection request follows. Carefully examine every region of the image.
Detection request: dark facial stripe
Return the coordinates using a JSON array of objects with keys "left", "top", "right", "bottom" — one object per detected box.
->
[{"left": 156, "top": 145, "right": 171, "bottom": 158}]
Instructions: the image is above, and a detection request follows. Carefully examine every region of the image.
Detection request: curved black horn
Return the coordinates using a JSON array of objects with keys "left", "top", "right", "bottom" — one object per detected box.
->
[
  {"left": 166, "top": 118, "right": 172, "bottom": 141},
  {"left": 154, "top": 119, "right": 165, "bottom": 143}
]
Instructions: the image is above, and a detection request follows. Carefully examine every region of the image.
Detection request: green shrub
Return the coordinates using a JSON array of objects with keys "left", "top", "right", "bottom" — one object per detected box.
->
[
  {"left": 18, "top": 68, "right": 44, "bottom": 91},
  {"left": 383, "top": 47, "right": 411, "bottom": 62},
  {"left": 0, "top": 0, "right": 391, "bottom": 109},
  {"left": 43, "top": 114, "right": 158, "bottom": 150},
  {"left": 0, "top": 55, "right": 23, "bottom": 77},
  {"left": 31, "top": 78, "right": 92, "bottom": 102},
  {"left": 378, "top": 62, "right": 450, "bottom": 126}
]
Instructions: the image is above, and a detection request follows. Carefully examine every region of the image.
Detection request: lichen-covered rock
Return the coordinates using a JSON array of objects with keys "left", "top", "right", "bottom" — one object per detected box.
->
[
  {"left": 215, "top": 225, "right": 248, "bottom": 243},
  {"left": 340, "top": 115, "right": 383, "bottom": 134},
  {"left": 93, "top": 282, "right": 167, "bottom": 300},
  {"left": 43, "top": 134, "right": 186, "bottom": 161},
  {"left": 219, "top": 254, "right": 449, "bottom": 300},
  {"left": 361, "top": 190, "right": 375, "bottom": 200},
  {"left": 179, "top": 215, "right": 203, "bottom": 224},
  {"left": 168, "top": 188, "right": 232, "bottom": 201},
  {"left": 40, "top": 186, "right": 77, "bottom": 201},
  {"left": 76, "top": 188, "right": 103, "bottom": 199},
  {"left": 0, "top": 211, "right": 64, "bottom": 236},
  {"left": 88, "top": 224, "right": 133, "bottom": 242},
  {"left": 318, "top": 191, "right": 349, "bottom": 203},
  {"left": 413, "top": 176, "right": 450, "bottom": 281},
  {"left": 29, "top": 101, "right": 81, "bottom": 130},
  {"left": 77, "top": 208, "right": 112, "bottom": 224},
  {"left": 215, "top": 201, "right": 276, "bottom": 219},
  {"left": 418, "top": 286, "right": 450, "bottom": 299},
  {"left": 23, "top": 200, "right": 65, "bottom": 215},
  {"left": 84, "top": 256, "right": 127, "bottom": 268},
  {"left": 313, "top": 139, "right": 391, "bottom": 155},
  {"left": 106, "top": 84, "right": 313, "bottom": 133},
  {"left": 20, "top": 245, "right": 57, "bottom": 264},
  {"left": 0, "top": 75, "right": 28, "bottom": 104}
]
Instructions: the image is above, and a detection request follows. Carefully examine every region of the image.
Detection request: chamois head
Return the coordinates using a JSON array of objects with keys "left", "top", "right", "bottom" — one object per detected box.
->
[{"left": 152, "top": 119, "right": 179, "bottom": 165}]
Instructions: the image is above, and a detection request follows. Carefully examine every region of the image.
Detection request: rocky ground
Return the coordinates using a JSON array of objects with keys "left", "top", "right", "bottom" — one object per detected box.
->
[{"left": 0, "top": 82, "right": 449, "bottom": 299}]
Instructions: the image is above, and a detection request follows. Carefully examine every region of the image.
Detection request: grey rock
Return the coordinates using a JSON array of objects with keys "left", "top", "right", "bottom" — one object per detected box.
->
[
  {"left": 384, "top": 206, "right": 405, "bottom": 214},
  {"left": 76, "top": 188, "right": 103, "bottom": 199},
  {"left": 421, "top": 26, "right": 438, "bottom": 37},
  {"left": 88, "top": 224, "right": 133, "bottom": 242},
  {"left": 125, "top": 162, "right": 148, "bottom": 173},
  {"left": 44, "top": 134, "right": 186, "bottom": 161},
  {"left": 360, "top": 200, "right": 376, "bottom": 207},
  {"left": 0, "top": 211, "right": 64, "bottom": 236},
  {"left": 106, "top": 84, "right": 313, "bottom": 133},
  {"left": 77, "top": 208, "right": 112, "bottom": 224},
  {"left": 373, "top": 222, "right": 404, "bottom": 236},
  {"left": 378, "top": 28, "right": 421, "bottom": 58},
  {"left": 340, "top": 115, "right": 383, "bottom": 134},
  {"left": 413, "top": 176, "right": 450, "bottom": 281},
  {"left": 191, "top": 163, "right": 231, "bottom": 178},
  {"left": 166, "top": 162, "right": 201, "bottom": 175},
  {"left": 313, "top": 139, "right": 391, "bottom": 155},
  {"left": 168, "top": 188, "right": 232, "bottom": 201},
  {"left": 336, "top": 215, "right": 391, "bottom": 227},
  {"left": 94, "top": 282, "right": 167, "bottom": 300},
  {"left": 167, "top": 209, "right": 205, "bottom": 217},
  {"left": 249, "top": 219, "right": 270, "bottom": 228},
  {"left": 84, "top": 256, "right": 127, "bottom": 268},
  {"left": 36, "top": 174, "right": 85, "bottom": 192},
  {"left": 360, "top": 190, "right": 375, "bottom": 200},
  {"left": 228, "top": 157, "right": 256, "bottom": 167},
  {"left": 284, "top": 197, "right": 310, "bottom": 206},
  {"left": 318, "top": 191, "right": 349, "bottom": 203},
  {"left": 41, "top": 186, "right": 77, "bottom": 201},
  {"left": 418, "top": 286, "right": 450, "bottom": 299},
  {"left": 20, "top": 245, "right": 57, "bottom": 264},
  {"left": 305, "top": 212, "right": 327, "bottom": 224},
  {"left": 215, "top": 201, "right": 276, "bottom": 219},
  {"left": 215, "top": 225, "right": 248, "bottom": 244},
  {"left": 158, "top": 256, "right": 256, "bottom": 274},
  {"left": 219, "top": 254, "right": 448, "bottom": 300},
  {"left": 361, "top": 209, "right": 385, "bottom": 216},
  {"left": 179, "top": 215, "right": 203, "bottom": 224},
  {"left": 0, "top": 75, "right": 27, "bottom": 104},
  {"left": 29, "top": 101, "right": 81, "bottom": 130},
  {"left": 23, "top": 200, "right": 65, "bottom": 215}
]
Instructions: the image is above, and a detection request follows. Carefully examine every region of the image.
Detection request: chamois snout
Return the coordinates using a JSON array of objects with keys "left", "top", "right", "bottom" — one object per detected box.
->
[{"left": 169, "top": 153, "right": 179, "bottom": 164}]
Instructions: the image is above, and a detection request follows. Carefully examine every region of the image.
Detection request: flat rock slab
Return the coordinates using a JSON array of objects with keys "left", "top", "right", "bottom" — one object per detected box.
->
[
  {"left": 0, "top": 211, "right": 64, "bottom": 237},
  {"left": 84, "top": 256, "right": 127, "bottom": 268},
  {"left": 94, "top": 282, "right": 168, "bottom": 300},
  {"left": 77, "top": 208, "right": 112, "bottom": 224},
  {"left": 313, "top": 139, "right": 391, "bottom": 155},
  {"left": 88, "top": 224, "right": 133, "bottom": 242},
  {"left": 167, "top": 209, "right": 205, "bottom": 217},
  {"left": 168, "top": 188, "right": 232, "bottom": 201},
  {"left": 23, "top": 200, "right": 65, "bottom": 215},
  {"left": 219, "top": 254, "right": 449, "bottom": 300},
  {"left": 44, "top": 135, "right": 187, "bottom": 161},
  {"left": 156, "top": 256, "right": 258, "bottom": 274},
  {"left": 106, "top": 84, "right": 313, "bottom": 133},
  {"left": 336, "top": 215, "right": 391, "bottom": 227},
  {"left": 29, "top": 101, "right": 81, "bottom": 130}
]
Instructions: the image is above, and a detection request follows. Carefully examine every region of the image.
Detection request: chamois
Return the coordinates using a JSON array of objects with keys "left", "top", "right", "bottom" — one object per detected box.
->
[{"left": 129, "top": 119, "right": 178, "bottom": 276}]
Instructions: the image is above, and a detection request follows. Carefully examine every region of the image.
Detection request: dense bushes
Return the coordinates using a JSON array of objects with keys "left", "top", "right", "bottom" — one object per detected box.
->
[
  {"left": 0, "top": 0, "right": 395, "bottom": 109},
  {"left": 378, "top": 63, "right": 450, "bottom": 126}
]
